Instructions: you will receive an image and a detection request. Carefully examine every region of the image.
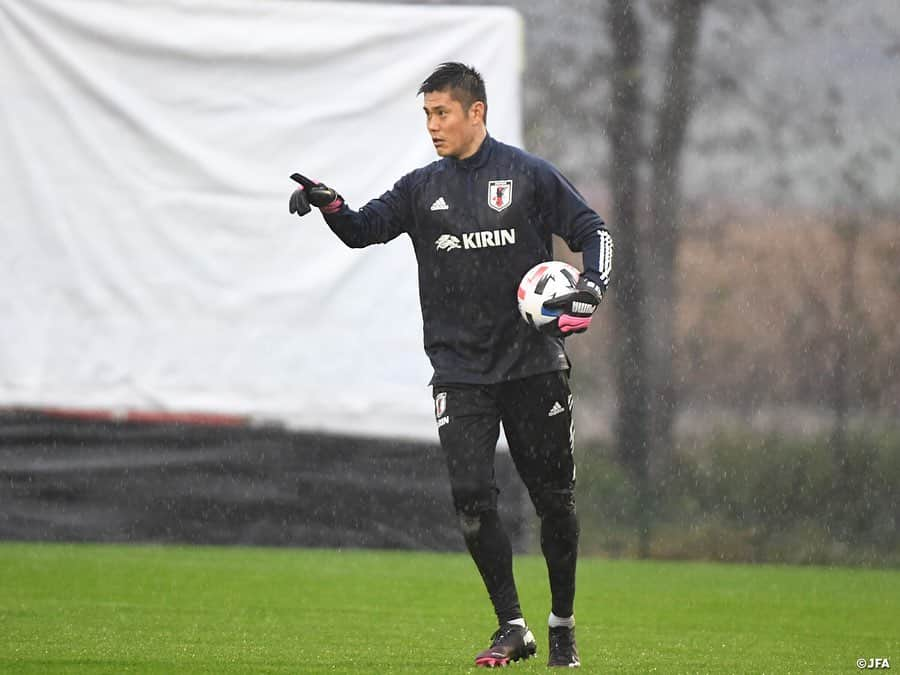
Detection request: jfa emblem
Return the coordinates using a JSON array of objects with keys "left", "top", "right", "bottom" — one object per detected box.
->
[
  {"left": 488, "top": 179, "right": 513, "bottom": 212},
  {"left": 434, "top": 392, "right": 447, "bottom": 419}
]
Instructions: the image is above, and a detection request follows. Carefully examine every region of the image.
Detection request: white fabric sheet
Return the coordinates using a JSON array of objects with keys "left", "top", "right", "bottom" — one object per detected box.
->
[{"left": 0, "top": 0, "right": 523, "bottom": 439}]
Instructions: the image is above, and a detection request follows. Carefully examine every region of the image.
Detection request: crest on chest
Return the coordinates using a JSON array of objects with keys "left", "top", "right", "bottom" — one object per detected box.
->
[{"left": 488, "top": 179, "right": 513, "bottom": 212}]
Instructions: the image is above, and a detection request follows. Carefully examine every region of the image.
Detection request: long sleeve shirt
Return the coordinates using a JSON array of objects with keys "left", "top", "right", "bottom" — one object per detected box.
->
[{"left": 323, "top": 134, "right": 612, "bottom": 385}]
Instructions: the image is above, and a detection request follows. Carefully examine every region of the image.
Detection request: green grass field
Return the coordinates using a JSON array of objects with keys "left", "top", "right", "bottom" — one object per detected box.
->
[{"left": 1, "top": 542, "right": 897, "bottom": 673}]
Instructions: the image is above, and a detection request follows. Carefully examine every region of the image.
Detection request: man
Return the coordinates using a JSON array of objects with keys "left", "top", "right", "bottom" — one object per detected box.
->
[{"left": 289, "top": 63, "right": 612, "bottom": 668}]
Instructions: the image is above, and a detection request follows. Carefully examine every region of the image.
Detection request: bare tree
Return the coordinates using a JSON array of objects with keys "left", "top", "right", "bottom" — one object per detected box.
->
[
  {"left": 607, "top": 0, "right": 654, "bottom": 555},
  {"left": 605, "top": 0, "right": 709, "bottom": 555},
  {"left": 645, "top": 0, "right": 707, "bottom": 471}
]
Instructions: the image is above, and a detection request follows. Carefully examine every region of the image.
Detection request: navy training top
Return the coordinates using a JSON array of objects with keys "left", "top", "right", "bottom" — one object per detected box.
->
[{"left": 322, "top": 134, "right": 612, "bottom": 385}]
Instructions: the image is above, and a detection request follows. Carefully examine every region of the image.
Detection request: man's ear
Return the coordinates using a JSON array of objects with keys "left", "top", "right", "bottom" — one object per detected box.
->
[{"left": 469, "top": 100, "right": 486, "bottom": 125}]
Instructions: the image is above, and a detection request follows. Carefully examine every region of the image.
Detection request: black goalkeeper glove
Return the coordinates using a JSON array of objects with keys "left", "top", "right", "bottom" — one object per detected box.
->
[
  {"left": 289, "top": 173, "right": 344, "bottom": 216},
  {"left": 541, "top": 276, "right": 603, "bottom": 337}
]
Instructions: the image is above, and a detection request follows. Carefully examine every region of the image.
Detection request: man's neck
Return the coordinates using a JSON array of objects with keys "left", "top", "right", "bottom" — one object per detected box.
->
[{"left": 456, "top": 127, "right": 488, "bottom": 160}]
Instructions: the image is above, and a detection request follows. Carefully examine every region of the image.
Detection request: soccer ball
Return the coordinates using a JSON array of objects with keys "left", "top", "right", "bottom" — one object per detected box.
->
[{"left": 517, "top": 260, "right": 580, "bottom": 329}]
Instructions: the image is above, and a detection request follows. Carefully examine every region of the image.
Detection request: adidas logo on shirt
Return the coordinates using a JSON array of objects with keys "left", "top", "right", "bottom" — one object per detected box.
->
[
  {"left": 548, "top": 401, "right": 565, "bottom": 417},
  {"left": 430, "top": 196, "right": 449, "bottom": 211}
]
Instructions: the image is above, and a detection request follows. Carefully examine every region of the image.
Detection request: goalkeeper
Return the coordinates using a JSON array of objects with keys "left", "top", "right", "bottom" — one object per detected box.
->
[{"left": 290, "top": 62, "right": 612, "bottom": 669}]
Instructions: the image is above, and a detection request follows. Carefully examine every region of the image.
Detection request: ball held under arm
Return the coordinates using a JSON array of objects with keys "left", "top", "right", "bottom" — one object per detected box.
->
[{"left": 541, "top": 276, "right": 603, "bottom": 337}]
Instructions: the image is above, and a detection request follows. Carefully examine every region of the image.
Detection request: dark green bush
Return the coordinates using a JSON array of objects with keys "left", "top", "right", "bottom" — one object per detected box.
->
[{"left": 574, "top": 430, "right": 900, "bottom": 566}]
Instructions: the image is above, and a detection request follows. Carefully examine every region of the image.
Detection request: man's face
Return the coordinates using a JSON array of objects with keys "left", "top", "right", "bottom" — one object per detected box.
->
[{"left": 423, "top": 89, "right": 484, "bottom": 160}]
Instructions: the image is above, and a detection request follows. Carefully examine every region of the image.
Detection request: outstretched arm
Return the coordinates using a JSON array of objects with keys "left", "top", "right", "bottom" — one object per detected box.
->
[{"left": 289, "top": 173, "right": 408, "bottom": 248}]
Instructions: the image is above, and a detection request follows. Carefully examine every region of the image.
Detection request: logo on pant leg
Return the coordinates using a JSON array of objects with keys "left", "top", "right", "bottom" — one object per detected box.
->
[
  {"left": 435, "top": 392, "right": 447, "bottom": 418},
  {"left": 435, "top": 392, "right": 450, "bottom": 427}
]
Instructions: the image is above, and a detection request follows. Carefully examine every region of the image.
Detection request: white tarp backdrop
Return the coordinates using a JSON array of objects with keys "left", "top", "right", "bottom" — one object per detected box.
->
[{"left": 0, "top": 0, "right": 524, "bottom": 439}]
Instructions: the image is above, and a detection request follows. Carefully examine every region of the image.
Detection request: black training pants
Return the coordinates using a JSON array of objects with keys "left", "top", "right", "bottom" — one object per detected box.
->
[{"left": 433, "top": 370, "right": 579, "bottom": 623}]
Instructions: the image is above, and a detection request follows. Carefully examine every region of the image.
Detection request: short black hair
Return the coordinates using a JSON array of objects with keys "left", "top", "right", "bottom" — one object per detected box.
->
[{"left": 418, "top": 62, "right": 488, "bottom": 123}]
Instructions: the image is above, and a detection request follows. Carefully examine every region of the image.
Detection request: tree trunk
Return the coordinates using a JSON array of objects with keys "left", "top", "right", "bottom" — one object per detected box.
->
[
  {"left": 646, "top": 0, "right": 707, "bottom": 482},
  {"left": 607, "top": 0, "right": 653, "bottom": 557},
  {"left": 831, "top": 219, "right": 859, "bottom": 499}
]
